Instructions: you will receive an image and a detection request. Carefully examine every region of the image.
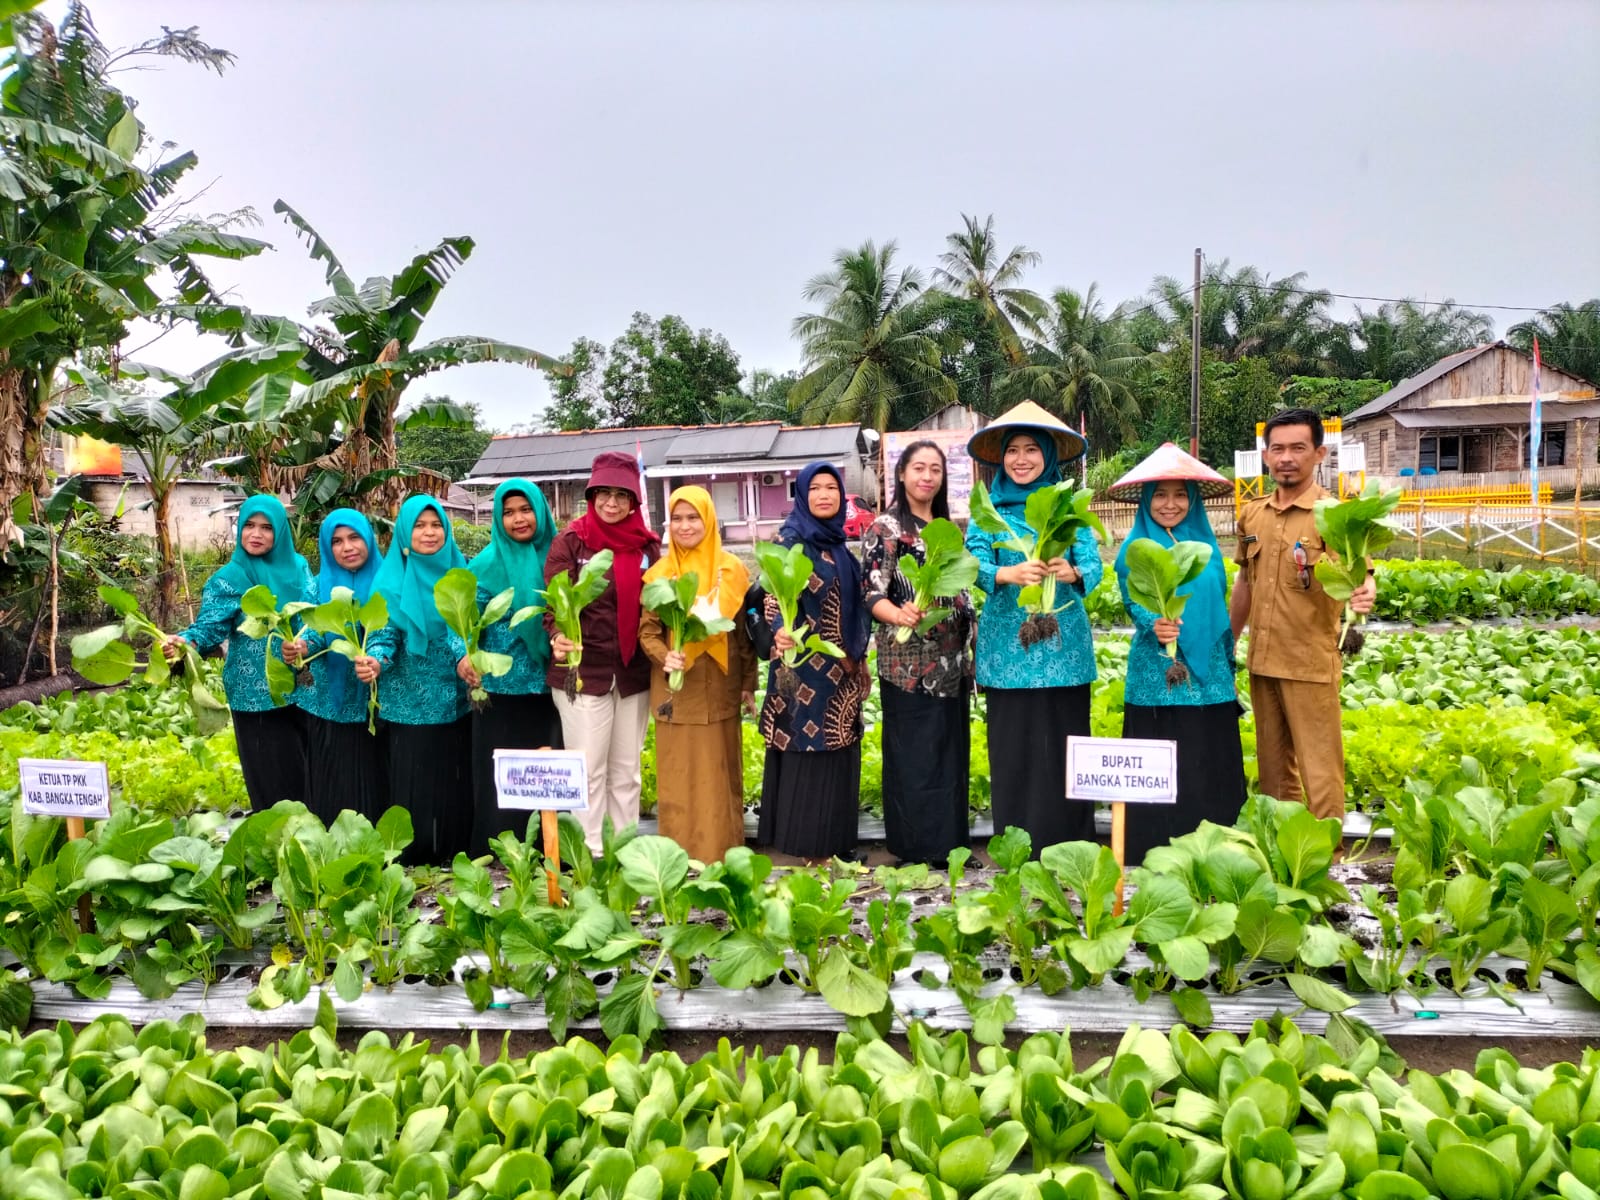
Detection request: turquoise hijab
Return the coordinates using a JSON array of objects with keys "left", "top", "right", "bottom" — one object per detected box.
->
[
  {"left": 316, "top": 508, "right": 381, "bottom": 604},
  {"left": 469, "top": 479, "right": 556, "bottom": 662},
  {"left": 1113, "top": 481, "right": 1230, "bottom": 685},
  {"left": 316, "top": 509, "right": 382, "bottom": 712},
  {"left": 372, "top": 495, "right": 467, "bottom": 655},
  {"left": 990, "top": 429, "right": 1063, "bottom": 512},
  {"left": 215, "top": 495, "right": 308, "bottom": 602}
]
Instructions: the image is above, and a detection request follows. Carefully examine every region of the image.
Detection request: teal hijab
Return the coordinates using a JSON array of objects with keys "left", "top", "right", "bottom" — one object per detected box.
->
[
  {"left": 990, "top": 429, "right": 1063, "bottom": 512},
  {"left": 1113, "top": 481, "right": 1230, "bottom": 685},
  {"left": 215, "top": 495, "right": 308, "bottom": 602},
  {"left": 469, "top": 479, "right": 556, "bottom": 662},
  {"left": 372, "top": 495, "right": 467, "bottom": 655}
]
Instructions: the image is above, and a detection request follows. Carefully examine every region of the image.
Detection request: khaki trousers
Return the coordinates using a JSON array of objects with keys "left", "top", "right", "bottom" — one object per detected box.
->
[
  {"left": 1250, "top": 674, "right": 1346, "bottom": 820},
  {"left": 553, "top": 683, "right": 651, "bottom": 853}
]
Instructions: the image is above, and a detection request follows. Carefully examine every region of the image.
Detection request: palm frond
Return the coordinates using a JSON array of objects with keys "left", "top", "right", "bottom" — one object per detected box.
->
[{"left": 273, "top": 199, "right": 356, "bottom": 298}]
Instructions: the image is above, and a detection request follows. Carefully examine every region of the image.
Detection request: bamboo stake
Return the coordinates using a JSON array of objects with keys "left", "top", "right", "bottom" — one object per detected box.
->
[
  {"left": 1111, "top": 803, "right": 1127, "bottom": 916},
  {"left": 534, "top": 745, "right": 565, "bottom": 906},
  {"left": 66, "top": 817, "right": 92, "bottom": 933}
]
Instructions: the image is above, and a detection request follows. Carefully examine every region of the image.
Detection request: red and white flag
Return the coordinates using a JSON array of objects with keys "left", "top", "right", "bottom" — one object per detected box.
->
[
  {"left": 1530, "top": 337, "right": 1542, "bottom": 503},
  {"left": 635, "top": 437, "right": 651, "bottom": 526}
]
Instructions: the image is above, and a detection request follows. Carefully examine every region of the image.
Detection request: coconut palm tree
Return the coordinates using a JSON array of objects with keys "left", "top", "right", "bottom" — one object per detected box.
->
[
  {"left": 789, "top": 241, "right": 954, "bottom": 432},
  {"left": 932, "top": 213, "right": 1047, "bottom": 370},
  {"left": 1508, "top": 300, "right": 1600, "bottom": 386},
  {"left": 1001, "top": 286, "right": 1152, "bottom": 453}
]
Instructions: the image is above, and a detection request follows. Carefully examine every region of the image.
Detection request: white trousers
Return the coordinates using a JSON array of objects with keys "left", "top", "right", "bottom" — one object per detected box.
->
[{"left": 553, "top": 683, "right": 650, "bottom": 854}]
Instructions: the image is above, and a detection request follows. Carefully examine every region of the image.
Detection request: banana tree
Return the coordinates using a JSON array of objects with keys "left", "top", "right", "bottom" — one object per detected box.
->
[
  {"left": 264, "top": 202, "right": 561, "bottom": 519},
  {"left": 0, "top": 5, "right": 268, "bottom": 551},
  {"left": 51, "top": 334, "right": 304, "bottom": 624}
]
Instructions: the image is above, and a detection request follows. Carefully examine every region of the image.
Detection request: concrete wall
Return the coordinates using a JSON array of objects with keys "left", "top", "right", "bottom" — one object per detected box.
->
[{"left": 85, "top": 479, "right": 235, "bottom": 552}]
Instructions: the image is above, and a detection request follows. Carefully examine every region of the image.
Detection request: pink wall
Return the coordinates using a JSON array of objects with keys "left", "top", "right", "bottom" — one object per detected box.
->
[{"left": 757, "top": 478, "right": 793, "bottom": 521}]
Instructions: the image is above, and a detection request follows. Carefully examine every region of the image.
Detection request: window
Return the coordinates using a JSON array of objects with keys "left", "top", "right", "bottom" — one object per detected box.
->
[
  {"left": 1377, "top": 429, "right": 1390, "bottom": 473},
  {"left": 1538, "top": 427, "right": 1566, "bottom": 467},
  {"left": 1419, "top": 434, "right": 1461, "bottom": 472}
]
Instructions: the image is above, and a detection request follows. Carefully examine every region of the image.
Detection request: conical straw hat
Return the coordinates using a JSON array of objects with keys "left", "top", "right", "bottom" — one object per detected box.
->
[
  {"left": 966, "top": 400, "right": 1088, "bottom": 467},
  {"left": 1104, "top": 442, "right": 1231, "bottom": 502}
]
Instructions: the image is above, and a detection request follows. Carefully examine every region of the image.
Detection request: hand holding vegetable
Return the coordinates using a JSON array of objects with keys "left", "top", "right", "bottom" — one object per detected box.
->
[
  {"left": 969, "top": 478, "right": 1106, "bottom": 646},
  {"left": 639, "top": 570, "right": 736, "bottom": 716},
  {"left": 752, "top": 541, "right": 845, "bottom": 693},
  {"left": 1313, "top": 482, "right": 1402, "bottom": 653},
  {"left": 539, "top": 549, "right": 614, "bottom": 698},
  {"left": 72, "top": 586, "right": 230, "bottom": 735},
  {"left": 1153, "top": 617, "right": 1181, "bottom": 645},
  {"left": 434, "top": 568, "right": 515, "bottom": 709},
  {"left": 298, "top": 586, "right": 391, "bottom": 732},
  {"left": 1122, "top": 536, "right": 1213, "bottom": 685},
  {"left": 891, "top": 517, "right": 978, "bottom": 644}
]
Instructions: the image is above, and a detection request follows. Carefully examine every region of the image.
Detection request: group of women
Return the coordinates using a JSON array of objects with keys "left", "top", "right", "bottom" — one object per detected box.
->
[{"left": 176, "top": 401, "right": 1246, "bottom": 869}]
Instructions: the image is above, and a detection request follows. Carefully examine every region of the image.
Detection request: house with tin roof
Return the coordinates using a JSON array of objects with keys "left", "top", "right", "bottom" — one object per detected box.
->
[
  {"left": 1341, "top": 342, "right": 1600, "bottom": 485},
  {"left": 467, "top": 422, "right": 874, "bottom": 541}
]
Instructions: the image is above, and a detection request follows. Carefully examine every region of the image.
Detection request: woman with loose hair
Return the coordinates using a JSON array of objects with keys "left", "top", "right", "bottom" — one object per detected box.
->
[{"left": 862, "top": 441, "right": 974, "bottom": 865}]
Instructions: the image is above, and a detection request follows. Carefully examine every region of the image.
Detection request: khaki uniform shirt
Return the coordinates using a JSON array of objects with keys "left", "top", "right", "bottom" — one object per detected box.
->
[{"left": 1234, "top": 483, "right": 1343, "bottom": 684}]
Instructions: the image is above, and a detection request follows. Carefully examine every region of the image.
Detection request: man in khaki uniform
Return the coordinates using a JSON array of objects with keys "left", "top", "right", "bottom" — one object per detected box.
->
[{"left": 1230, "top": 409, "right": 1375, "bottom": 820}]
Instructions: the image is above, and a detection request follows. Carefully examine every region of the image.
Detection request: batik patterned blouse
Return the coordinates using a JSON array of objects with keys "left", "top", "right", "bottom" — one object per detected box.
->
[
  {"left": 366, "top": 623, "right": 469, "bottom": 726},
  {"left": 445, "top": 583, "right": 548, "bottom": 697},
  {"left": 861, "top": 512, "right": 973, "bottom": 698},
  {"left": 757, "top": 548, "right": 870, "bottom": 752},
  {"left": 179, "top": 567, "right": 314, "bottom": 713}
]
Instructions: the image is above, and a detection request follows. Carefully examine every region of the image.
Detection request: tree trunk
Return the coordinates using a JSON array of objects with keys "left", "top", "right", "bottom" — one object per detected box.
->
[
  {"left": 0, "top": 360, "right": 40, "bottom": 552},
  {"left": 152, "top": 482, "right": 178, "bottom": 629},
  {"left": 0, "top": 671, "right": 90, "bottom": 709}
]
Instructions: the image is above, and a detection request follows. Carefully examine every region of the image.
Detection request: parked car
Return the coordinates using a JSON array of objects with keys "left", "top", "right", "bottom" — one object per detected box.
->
[{"left": 843, "top": 493, "right": 876, "bottom": 538}]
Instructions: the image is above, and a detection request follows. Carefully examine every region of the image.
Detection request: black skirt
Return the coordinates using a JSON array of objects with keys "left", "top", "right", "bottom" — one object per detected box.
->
[
  {"left": 388, "top": 716, "right": 471, "bottom": 866},
  {"left": 757, "top": 744, "right": 860, "bottom": 860},
  {"left": 470, "top": 691, "right": 564, "bottom": 856},
  {"left": 232, "top": 706, "right": 307, "bottom": 812},
  {"left": 305, "top": 714, "right": 388, "bottom": 827},
  {"left": 985, "top": 685, "right": 1094, "bottom": 857},
  {"left": 1120, "top": 700, "right": 1248, "bottom": 865},
  {"left": 880, "top": 683, "right": 969, "bottom": 865}
]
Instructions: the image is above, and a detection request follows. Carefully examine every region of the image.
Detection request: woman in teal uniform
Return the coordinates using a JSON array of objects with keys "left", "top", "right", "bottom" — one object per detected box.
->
[
  {"left": 283, "top": 508, "right": 386, "bottom": 823},
  {"left": 365, "top": 495, "right": 470, "bottom": 862},
  {"left": 965, "top": 402, "right": 1101, "bottom": 855},
  {"left": 452, "top": 479, "right": 563, "bottom": 855},
  {"left": 165, "top": 494, "right": 312, "bottom": 811},
  {"left": 1110, "top": 443, "right": 1247, "bottom": 864}
]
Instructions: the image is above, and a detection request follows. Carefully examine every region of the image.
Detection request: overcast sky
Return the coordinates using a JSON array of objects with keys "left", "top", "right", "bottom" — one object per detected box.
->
[{"left": 84, "top": 0, "right": 1600, "bottom": 431}]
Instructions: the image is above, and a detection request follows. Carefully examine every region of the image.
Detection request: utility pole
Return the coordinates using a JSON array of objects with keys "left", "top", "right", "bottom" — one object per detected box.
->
[{"left": 1190, "top": 248, "right": 1202, "bottom": 458}]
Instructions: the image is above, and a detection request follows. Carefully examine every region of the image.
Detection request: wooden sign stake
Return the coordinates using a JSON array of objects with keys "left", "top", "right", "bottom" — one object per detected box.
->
[
  {"left": 1111, "top": 802, "right": 1127, "bottom": 917},
  {"left": 66, "top": 816, "right": 93, "bottom": 933},
  {"left": 535, "top": 746, "right": 564, "bottom": 907}
]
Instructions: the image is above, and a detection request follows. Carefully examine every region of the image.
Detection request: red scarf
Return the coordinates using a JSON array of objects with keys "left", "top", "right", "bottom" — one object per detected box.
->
[{"left": 569, "top": 505, "right": 656, "bottom": 664}]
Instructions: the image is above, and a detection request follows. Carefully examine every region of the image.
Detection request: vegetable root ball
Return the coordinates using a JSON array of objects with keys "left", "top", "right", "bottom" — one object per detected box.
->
[
  {"left": 1340, "top": 627, "right": 1367, "bottom": 656},
  {"left": 563, "top": 671, "right": 580, "bottom": 701},
  {"left": 1165, "top": 660, "right": 1191, "bottom": 687},
  {"left": 1018, "top": 613, "right": 1060, "bottom": 648}
]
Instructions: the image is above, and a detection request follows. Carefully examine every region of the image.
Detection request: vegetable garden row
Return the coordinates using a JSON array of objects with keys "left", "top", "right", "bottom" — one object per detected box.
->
[{"left": 4, "top": 1005, "right": 1599, "bottom": 1200}]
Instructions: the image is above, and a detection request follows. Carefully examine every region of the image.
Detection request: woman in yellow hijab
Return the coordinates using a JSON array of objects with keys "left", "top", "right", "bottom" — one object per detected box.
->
[{"left": 639, "top": 486, "right": 756, "bottom": 862}]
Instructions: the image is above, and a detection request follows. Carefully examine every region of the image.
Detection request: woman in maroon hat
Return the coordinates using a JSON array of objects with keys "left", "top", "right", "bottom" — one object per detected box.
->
[{"left": 544, "top": 451, "right": 661, "bottom": 854}]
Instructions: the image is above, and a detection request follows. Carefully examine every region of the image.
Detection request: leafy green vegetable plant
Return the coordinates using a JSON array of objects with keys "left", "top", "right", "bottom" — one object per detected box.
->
[
  {"left": 235, "top": 585, "right": 316, "bottom": 706},
  {"left": 299, "top": 585, "right": 390, "bottom": 733},
  {"left": 433, "top": 567, "right": 515, "bottom": 707},
  {"left": 1312, "top": 482, "right": 1402, "bottom": 653},
  {"left": 893, "top": 517, "right": 979, "bottom": 643},
  {"left": 1120, "top": 536, "right": 1215, "bottom": 685},
  {"left": 70, "top": 584, "right": 229, "bottom": 734},
  {"left": 968, "top": 477, "right": 1108, "bottom": 646},
  {"left": 640, "top": 570, "right": 735, "bottom": 716},
  {"left": 752, "top": 540, "right": 845, "bottom": 691},
  {"left": 542, "top": 548, "right": 614, "bottom": 698}
]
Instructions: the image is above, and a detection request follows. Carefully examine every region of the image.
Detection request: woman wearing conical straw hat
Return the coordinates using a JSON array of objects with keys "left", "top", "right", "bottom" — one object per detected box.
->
[
  {"left": 965, "top": 401, "right": 1102, "bottom": 857},
  {"left": 1108, "top": 443, "right": 1248, "bottom": 864}
]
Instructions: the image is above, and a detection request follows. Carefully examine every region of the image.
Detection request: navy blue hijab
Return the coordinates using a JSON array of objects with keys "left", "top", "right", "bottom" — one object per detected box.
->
[{"left": 778, "top": 462, "right": 870, "bottom": 659}]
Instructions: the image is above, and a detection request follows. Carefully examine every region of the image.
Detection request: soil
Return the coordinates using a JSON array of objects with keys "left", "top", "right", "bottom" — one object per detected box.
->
[{"left": 92, "top": 1023, "right": 1594, "bottom": 1075}]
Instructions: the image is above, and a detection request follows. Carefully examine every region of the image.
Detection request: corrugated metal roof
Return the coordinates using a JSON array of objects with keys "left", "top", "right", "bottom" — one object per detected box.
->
[
  {"left": 772, "top": 425, "right": 862, "bottom": 458},
  {"left": 1392, "top": 400, "right": 1600, "bottom": 429},
  {"left": 1343, "top": 343, "right": 1500, "bottom": 425},
  {"left": 663, "top": 423, "right": 780, "bottom": 462},
  {"left": 470, "top": 422, "right": 863, "bottom": 481}
]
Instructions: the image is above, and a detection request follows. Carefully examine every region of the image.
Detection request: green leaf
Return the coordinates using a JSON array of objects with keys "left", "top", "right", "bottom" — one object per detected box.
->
[
  {"left": 1234, "top": 899, "right": 1304, "bottom": 964},
  {"left": 815, "top": 947, "right": 889, "bottom": 1017},
  {"left": 1431, "top": 1141, "right": 1515, "bottom": 1200},
  {"left": 599, "top": 971, "right": 661, "bottom": 1042},
  {"left": 1124, "top": 537, "right": 1214, "bottom": 621},
  {"left": 1170, "top": 986, "right": 1213, "bottom": 1027},
  {"left": 617, "top": 836, "right": 690, "bottom": 906},
  {"left": 709, "top": 931, "right": 785, "bottom": 990},
  {"left": 70, "top": 628, "right": 136, "bottom": 684},
  {"left": 1285, "top": 972, "right": 1356, "bottom": 1013},
  {"left": 1129, "top": 874, "right": 1193, "bottom": 943},
  {"left": 433, "top": 568, "right": 483, "bottom": 645},
  {"left": 397, "top": 1105, "right": 450, "bottom": 1158}
]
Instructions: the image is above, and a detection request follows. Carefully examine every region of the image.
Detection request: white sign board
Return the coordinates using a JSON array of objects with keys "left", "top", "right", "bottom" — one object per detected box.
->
[
  {"left": 1234, "top": 449, "right": 1262, "bottom": 479},
  {"left": 882, "top": 430, "right": 978, "bottom": 521},
  {"left": 1338, "top": 441, "right": 1366, "bottom": 474},
  {"left": 1065, "top": 737, "right": 1178, "bottom": 805},
  {"left": 18, "top": 758, "right": 111, "bottom": 818},
  {"left": 493, "top": 748, "right": 589, "bottom": 811}
]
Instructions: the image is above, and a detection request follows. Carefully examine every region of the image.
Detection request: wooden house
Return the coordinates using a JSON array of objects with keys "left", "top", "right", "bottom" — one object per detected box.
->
[{"left": 1342, "top": 342, "right": 1600, "bottom": 487}]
